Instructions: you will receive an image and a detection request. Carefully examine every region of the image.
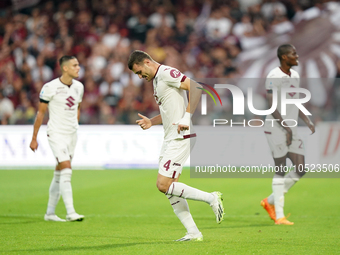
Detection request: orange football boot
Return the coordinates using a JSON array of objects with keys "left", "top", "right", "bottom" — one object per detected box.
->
[
  {"left": 275, "top": 216, "right": 294, "bottom": 225},
  {"left": 261, "top": 198, "right": 276, "bottom": 221}
]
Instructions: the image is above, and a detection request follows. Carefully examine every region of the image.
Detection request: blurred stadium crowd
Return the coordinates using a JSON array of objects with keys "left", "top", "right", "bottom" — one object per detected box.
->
[{"left": 0, "top": 0, "right": 338, "bottom": 125}]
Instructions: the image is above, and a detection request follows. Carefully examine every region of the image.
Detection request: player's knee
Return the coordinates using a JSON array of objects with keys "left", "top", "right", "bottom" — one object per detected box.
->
[
  {"left": 156, "top": 181, "right": 169, "bottom": 193},
  {"left": 57, "top": 160, "right": 71, "bottom": 170}
]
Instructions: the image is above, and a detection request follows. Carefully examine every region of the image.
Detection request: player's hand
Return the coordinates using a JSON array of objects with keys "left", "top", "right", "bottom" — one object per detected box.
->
[
  {"left": 173, "top": 112, "right": 191, "bottom": 134},
  {"left": 308, "top": 121, "right": 315, "bottom": 135},
  {"left": 136, "top": 113, "right": 152, "bottom": 130},
  {"left": 174, "top": 123, "right": 189, "bottom": 134},
  {"left": 30, "top": 139, "right": 38, "bottom": 152},
  {"left": 286, "top": 130, "right": 292, "bottom": 146}
]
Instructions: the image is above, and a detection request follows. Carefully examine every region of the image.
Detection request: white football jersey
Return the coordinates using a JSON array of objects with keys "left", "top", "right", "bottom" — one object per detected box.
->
[
  {"left": 265, "top": 67, "right": 300, "bottom": 133},
  {"left": 153, "top": 65, "right": 193, "bottom": 141},
  {"left": 39, "top": 78, "right": 84, "bottom": 135}
]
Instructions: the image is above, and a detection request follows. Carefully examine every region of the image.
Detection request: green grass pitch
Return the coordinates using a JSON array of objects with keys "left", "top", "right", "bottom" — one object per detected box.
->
[{"left": 0, "top": 170, "right": 339, "bottom": 255}]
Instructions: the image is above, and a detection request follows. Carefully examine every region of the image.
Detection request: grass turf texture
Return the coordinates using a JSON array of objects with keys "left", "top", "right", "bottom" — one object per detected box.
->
[{"left": 0, "top": 170, "right": 339, "bottom": 255}]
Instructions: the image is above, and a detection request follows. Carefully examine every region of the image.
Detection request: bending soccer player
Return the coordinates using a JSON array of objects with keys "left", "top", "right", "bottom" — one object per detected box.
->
[
  {"left": 30, "top": 56, "right": 85, "bottom": 222},
  {"left": 261, "top": 44, "right": 315, "bottom": 225},
  {"left": 128, "top": 50, "right": 224, "bottom": 241}
]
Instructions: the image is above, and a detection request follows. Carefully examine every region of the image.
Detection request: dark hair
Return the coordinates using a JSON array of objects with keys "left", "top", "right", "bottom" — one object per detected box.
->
[
  {"left": 277, "top": 44, "right": 294, "bottom": 60},
  {"left": 127, "top": 50, "right": 153, "bottom": 70},
  {"left": 59, "top": 55, "right": 76, "bottom": 68}
]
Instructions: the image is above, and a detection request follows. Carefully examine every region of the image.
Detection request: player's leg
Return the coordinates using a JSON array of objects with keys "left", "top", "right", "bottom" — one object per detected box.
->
[
  {"left": 271, "top": 156, "right": 287, "bottom": 222},
  {"left": 167, "top": 175, "right": 203, "bottom": 241},
  {"left": 44, "top": 163, "right": 65, "bottom": 222},
  {"left": 284, "top": 137, "right": 306, "bottom": 193},
  {"left": 157, "top": 139, "right": 224, "bottom": 225},
  {"left": 62, "top": 133, "right": 84, "bottom": 222},
  {"left": 269, "top": 156, "right": 293, "bottom": 225},
  {"left": 272, "top": 138, "right": 305, "bottom": 224},
  {"left": 57, "top": 160, "right": 81, "bottom": 221},
  {"left": 48, "top": 132, "right": 83, "bottom": 222},
  {"left": 267, "top": 153, "right": 303, "bottom": 204},
  {"left": 262, "top": 132, "right": 292, "bottom": 224},
  {"left": 157, "top": 174, "right": 202, "bottom": 241},
  {"left": 157, "top": 173, "right": 214, "bottom": 203}
]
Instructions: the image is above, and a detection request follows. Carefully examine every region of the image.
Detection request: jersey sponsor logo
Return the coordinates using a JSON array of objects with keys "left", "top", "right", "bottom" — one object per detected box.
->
[
  {"left": 170, "top": 69, "right": 181, "bottom": 78},
  {"left": 66, "top": 96, "right": 75, "bottom": 108},
  {"left": 173, "top": 162, "right": 181, "bottom": 166}
]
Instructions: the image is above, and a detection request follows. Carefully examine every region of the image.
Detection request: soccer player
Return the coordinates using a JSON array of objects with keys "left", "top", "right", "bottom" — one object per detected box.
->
[
  {"left": 30, "top": 56, "right": 85, "bottom": 222},
  {"left": 128, "top": 50, "right": 224, "bottom": 241},
  {"left": 261, "top": 44, "right": 315, "bottom": 225}
]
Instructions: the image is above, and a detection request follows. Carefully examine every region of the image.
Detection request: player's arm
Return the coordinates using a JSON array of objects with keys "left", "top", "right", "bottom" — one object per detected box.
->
[
  {"left": 266, "top": 90, "right": 292, "bottom": 145},
  {"left": 136, "top": 113, "right": 162, "bottom": 130},
  {"left": 180, "top": 77, "right": 202, "bottom": 115},
  {"left": 299, "top": 109, "right": 315, "bottom": 134},
  {"left": 174, "top": 77, "right": 202, "bottom": 134},
  {"left": 78, "top": 103, "right": 81, "bottom": 122},
  {"left": 30, "top": 102, "right": 48, "bottom": 152}
]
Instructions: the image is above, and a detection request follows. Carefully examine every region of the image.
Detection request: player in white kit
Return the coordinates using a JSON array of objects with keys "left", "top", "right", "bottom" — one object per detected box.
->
[
  {"left": 261, "top": 44, "right": 315, "bottom": 225},
  {"left": 30, "top": 56, "right": 85, "bottom": 222},
  {"left": 128, "top": 50, "right": 224, "bottom": 241}
]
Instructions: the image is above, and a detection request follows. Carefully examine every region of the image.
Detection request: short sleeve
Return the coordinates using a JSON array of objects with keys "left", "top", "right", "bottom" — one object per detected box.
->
[
  {"left": 265, "top": 74, "right": 280, "bottom": 91},
  {"left": 79, "top": 85, "right": 84, "bottom": 103},
  {"left": 39, "top": 83, "right": 54, "bottom": 102},
  {"left": 161, "top": 68, "right": 186, "bottom": 88}
]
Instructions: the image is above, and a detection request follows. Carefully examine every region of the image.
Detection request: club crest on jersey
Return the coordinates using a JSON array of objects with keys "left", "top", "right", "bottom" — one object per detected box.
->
[
  {"left": 170, "top": 69, "right": 181, "bottom": 78},
  {"left": 66, "top": 96, "right": 75, "bottom": 108}
]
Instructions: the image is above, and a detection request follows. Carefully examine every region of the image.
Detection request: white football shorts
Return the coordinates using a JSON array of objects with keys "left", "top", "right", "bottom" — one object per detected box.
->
[
  {"left": 158, "top": 135, "right": 196, "bottom": 179},
  {"left": 265, "top": 130, "right": 304, "bottom": 158},
  {"left": 47, "top": 132, "right": 77, "bottom": 163}
]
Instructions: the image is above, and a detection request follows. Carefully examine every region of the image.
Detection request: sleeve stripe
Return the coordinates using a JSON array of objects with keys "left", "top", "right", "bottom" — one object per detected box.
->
[
  {"left": 40, "top": 98, "right": 49, "bottom": 103},
  {"left": 181, "top": 75, "right": 187, "bottom": 82}
]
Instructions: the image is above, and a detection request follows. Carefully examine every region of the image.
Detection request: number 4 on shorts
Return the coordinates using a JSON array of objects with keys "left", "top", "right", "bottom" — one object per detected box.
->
[{"left": 163, "top": 160, "right": 171, "bottom": 171}]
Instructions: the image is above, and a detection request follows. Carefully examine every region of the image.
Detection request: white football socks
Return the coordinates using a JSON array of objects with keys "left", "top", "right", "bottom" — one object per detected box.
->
[
  {"left": 267, "top": 171, "right": 301, "bottom": 205},
  {"left": 272, "top": 174, "right": 285, "bottom": 219},
  {"left": 283, "top": 171, "right": 300, "bottom": 193},
  {"left": 167, "top": 195, "right": 200, "bottom": 235},
  {"left": 166, "top": 182, "right": 214, "bottom": 204},
  {"left": 46, "top": 171, "right": 61, "bottom": 215},
  {"left": 60, "top": 168, "right": 76, "bottom": 215}
]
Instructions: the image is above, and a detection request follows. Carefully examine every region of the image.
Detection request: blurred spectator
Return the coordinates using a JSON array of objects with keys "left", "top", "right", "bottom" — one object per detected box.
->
[
  {"left": 31, "top": 55, "right": 53, "bottom": 82},
  {"left": 0, "top": 89, "right": 14, "bottom": 124},
  {"left": 205, "top": 9, "right": 232, "bottom": 42},
  {"left": 261, "top": 0, "right": 287, "bottom": 21},
  {"left": 148, "top": 5, "right": 175, "bottom": 28},
  {"left": 102, "top": 24, "right": 121, "bottom": 48},
  {"left": 0, "top": 0, "right": 336, "bottom": 125}
]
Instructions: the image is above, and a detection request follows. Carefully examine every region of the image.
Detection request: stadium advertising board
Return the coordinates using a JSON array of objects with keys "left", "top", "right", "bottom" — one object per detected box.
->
[{"left": 0, "top": 124, "right": 325, "bottom": 170}]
